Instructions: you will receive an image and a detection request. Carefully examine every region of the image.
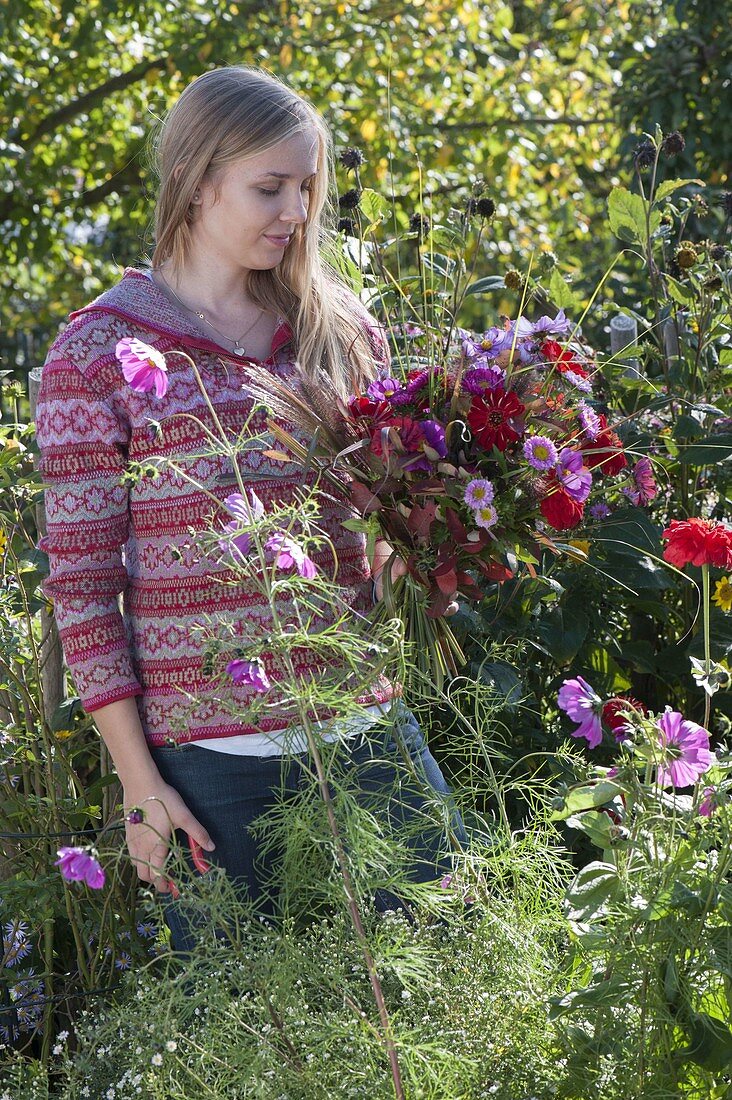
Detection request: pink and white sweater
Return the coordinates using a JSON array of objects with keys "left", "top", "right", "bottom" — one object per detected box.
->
[{"left": 35, "top": 268, "right": 394, "bottom": 747}]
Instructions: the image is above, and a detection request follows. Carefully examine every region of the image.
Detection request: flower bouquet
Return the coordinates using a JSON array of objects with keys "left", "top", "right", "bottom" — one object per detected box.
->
[{"left": 250, "top": 306, "right": 649, "bottom": 690}]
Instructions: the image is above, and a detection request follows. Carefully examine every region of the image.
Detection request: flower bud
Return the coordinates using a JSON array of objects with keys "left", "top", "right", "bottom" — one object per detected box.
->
[
  {"left": 675, "top": 240, "right": 698, "bottom": 269},
  {"left": 339, "top": 147, "right": 366, "bottom": 170},
  {"left": 338, "top": 188, "right": 362, "bottom": 210},
  {"left": 661, "top": 130, "right": 685, "bottom": 156}
]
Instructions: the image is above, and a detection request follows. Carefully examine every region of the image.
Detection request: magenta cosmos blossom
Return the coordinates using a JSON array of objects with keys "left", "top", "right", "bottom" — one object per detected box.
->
[
  {"left": 226, "top": 659, "right": 272, "bottom": 692},
  {"left": 558, "top": 676, "right": 604, "bottom": 749},
  {"left": 116, "top": 338, "right": 169, "bottom": 398},
  {"left": 266, "top": 532, "right": 318, "bottom": 578},
  {"left": 219, "top": 490, "right": 265, "bottom": 558},
  {"left": 55, "top": 847, "right": 105, "bottom": 889},
  {"left": 624, "top": 457, "right": 658, "bottom": 507},
  {"left": 556, "top": 448, "right": 592, "bottom": 503},
  {"left": 656, "top": 708, "right": 713, "bottom": 788}
]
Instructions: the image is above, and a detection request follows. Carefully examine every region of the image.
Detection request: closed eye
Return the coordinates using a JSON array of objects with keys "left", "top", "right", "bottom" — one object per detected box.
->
[{"left": 258, "top": 182, "right": 314, "bottom": 197}]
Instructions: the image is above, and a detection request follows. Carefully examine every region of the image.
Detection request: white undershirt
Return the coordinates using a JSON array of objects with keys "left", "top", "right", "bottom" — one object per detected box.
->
[{"left": 190, "top": 703, "right": 389, "bottom": 757}]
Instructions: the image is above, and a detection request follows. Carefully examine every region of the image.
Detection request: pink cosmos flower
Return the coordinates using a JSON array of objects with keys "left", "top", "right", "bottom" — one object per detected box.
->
[
  {"left": 116, "top": 338, "right": 168, "bottom": 398},
  {"left": 55, "top": 847, "right": 105, "bottom": 889},
  {"left": 624, "top": 457, "right": 658, "bottom": 507},
  {"left": 219, "top": 490, "right": 265, "bottom": 558},
  {"left": 226, "top": 659, "right": 272, "bottom": 692},
  {"left": 464, "top": 478, "right": 495, "bottom": 508},
  {"left": 556, "top": 448, "right": 592, "bottom": 503},
  {"left": 266, "top": 532, "right": 318, "bottom": 578},
  {"left": 557, "top": 676, "right": 604, "bottom": 749},
  {"left": 699, "top": 786, "right": 717, "bottom": 817},
  {"left": 656, "top": 708, "right": 713, "bottom": 788}
]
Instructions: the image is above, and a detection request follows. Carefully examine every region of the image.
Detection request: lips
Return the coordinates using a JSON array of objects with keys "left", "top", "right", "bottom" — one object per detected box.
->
[{"left": 264, "top": 234, "right": 291, "bottom": 246}]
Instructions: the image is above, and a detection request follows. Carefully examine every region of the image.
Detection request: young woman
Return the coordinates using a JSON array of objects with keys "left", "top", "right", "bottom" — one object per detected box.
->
[{"left": 36, "top": 66, "right": 464, "bottom": 948}]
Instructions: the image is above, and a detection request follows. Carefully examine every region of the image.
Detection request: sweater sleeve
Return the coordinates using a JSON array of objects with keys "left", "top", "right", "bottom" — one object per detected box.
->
[{"left": 35, "top": 355, "right": 143, "bottom": 713}]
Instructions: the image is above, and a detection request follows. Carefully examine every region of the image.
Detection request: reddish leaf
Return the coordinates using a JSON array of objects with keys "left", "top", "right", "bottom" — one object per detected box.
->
[{"left": 350, "top": 480, "right": 382, "bottom": 514}]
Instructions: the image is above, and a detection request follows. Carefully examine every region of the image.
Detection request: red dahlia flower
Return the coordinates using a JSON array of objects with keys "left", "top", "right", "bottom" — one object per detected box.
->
[
  {"left": 662, "top": 517, "right": 732, "bottom": 570},
  {"left": 540, "top": 339, "right": 589, "bottom": 379},
  {"left": 581, "top": 414, "right": 627, "bottom": 476},
  {"left": 467, "top": 387, "right": 525, "bottom": 452},
  {"left": 602, "top": 695, "right": 648, "bottom": 741},
  {"left": 540, "top": 484, "right": 585, "bottom": 530}
]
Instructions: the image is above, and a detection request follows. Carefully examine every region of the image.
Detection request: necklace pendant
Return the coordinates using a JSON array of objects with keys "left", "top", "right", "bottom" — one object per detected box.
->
[{"left": 233, "top": 345, "right": 248, "bottom": 357}]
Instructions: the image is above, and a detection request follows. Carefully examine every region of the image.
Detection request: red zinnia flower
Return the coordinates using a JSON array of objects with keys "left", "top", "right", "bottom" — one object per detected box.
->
[
  {"left": 662, "top": 517, "right": 732, "bottom": 570},
  {"left": 581, "top": 414, "right": 627, "bottom": 476},
  {"left": 467, "top": 387, "right": 525, "bottom": 452},
  {"left": 348, "top": 394, "right": 392, "bottom": 421},
  {"left": 602, "top": 695, "right": 648, "bottom": 742},
  {"left": 540, "top": 483, "right": 585, "bottom": 530}
]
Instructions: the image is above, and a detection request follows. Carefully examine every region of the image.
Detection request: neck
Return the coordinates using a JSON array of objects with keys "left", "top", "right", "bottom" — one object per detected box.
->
[{"left": 158, "top": 252, "right": 253, "bottom": 315}]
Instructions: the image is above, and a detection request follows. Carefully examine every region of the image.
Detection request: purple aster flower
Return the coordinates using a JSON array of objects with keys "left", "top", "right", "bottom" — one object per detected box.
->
[
  {"left": 656, "top": 708, "right": 713, "bottom": 788},
  {"left": 54, "top": 847, "right": 106, "bottom": 889},
  {"left": 461, "top": 365, "right": 506, "bottom": 394},
  {"left": 266, "top": 532, "right": 318, "bottom": 578},
  {"left": 125, "top": 807, "right": 144, "bottom": 825},
  {"left": 367, "top": 376, "right": 403, "bottom": 401},
  {"left": 523, "top": 435, "right": 559, "bottom": 471},
  {"left": 474, "top": 504, "right": 499, "bottom": 530},
  {"left": 577, "top": 402, "right": 601, "bottom": 441},
  {"left": 589, "top": 501, "right": 612, "bottom": 520},
  {"left": 556, "top": 448, "right": 592, "bottom": 503},
  {"left": 2, "top": 921, "right": 32, "bottom": 967},
  {"left": 531, "top": 309, "right": 571, "bottom": 337},
  {"left": 422, "top": 419, "right": 448, "bottom": 459},
  {"left": 226, "top": 659, "right": 272, "bottom": 692},
  {"left": 564, "top": 370, "right": 593, "bottom": 394},
  {"left": 220, "top": 490, "right": 265, "bottom": 558},
  {"left": 557, "top": 676, "right": 604, "bottom": 749},
  {"left": 115, "top": 952, "right": 132, "bottom": 970},
  {"left": 464, "top": 478, "right": 495, "bottom": 508},
  {"left": 462, "top": 327, "right": 511, "bottom": 363}
]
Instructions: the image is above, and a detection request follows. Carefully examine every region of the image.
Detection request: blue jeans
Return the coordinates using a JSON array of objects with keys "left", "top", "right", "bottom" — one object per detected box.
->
[{"left": 149, "top": 704, "right": 466, "bottom": 951}]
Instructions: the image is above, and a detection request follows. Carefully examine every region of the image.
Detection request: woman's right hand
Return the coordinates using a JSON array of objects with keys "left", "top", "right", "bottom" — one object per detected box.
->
[{"left": 123, "top": 779, "right": 215, "bottom": 894}]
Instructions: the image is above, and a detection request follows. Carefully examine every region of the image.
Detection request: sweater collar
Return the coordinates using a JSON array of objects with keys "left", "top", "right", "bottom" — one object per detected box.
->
[{"left": 70, "top": 267, "right": 294, "bottom": 364}]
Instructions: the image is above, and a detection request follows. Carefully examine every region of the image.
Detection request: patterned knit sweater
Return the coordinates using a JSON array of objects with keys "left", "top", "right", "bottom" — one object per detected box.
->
[{"left": 35, "top": 268, "right": 394, "bottom": 747}]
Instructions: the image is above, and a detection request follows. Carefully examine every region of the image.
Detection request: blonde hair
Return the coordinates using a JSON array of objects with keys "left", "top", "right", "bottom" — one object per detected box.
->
[{"left": 150, "top": 66, "right": 378, "bottom": 396}]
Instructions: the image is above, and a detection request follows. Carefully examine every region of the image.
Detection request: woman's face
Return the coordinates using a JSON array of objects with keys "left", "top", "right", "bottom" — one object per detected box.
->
[{"left": 190, "top": 129, "right": 320, "bottom": 271}]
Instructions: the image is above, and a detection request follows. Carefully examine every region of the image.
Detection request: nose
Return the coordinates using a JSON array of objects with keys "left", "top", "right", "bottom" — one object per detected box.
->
[{"left": 279, "top": 185, "right": 308, "bottom": 226}]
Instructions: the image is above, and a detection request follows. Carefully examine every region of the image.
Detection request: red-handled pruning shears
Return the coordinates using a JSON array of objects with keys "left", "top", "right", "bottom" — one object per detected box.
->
[{"left": 161, "top": 835, "right": 212, "bottom": 898}]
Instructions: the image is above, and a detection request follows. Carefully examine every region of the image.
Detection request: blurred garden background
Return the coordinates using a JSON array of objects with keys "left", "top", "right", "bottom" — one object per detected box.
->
[{"left": 1, "top": 1, "right": 731, "bottom": 1096}]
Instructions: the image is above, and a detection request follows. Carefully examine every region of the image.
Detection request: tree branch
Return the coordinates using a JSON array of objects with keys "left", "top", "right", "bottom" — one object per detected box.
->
[{"left": 11, "top": 56, "right": 169, "bottom": 155}]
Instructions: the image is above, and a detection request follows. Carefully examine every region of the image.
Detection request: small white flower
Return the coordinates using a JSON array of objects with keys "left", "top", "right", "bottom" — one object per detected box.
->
[
  {"left": 151, "top": 1052, "right": 163, "bottom": 1066},
  {"left": 400, "top": 989, "right": 412, "bottom": 1000},
  {"left": 52, "top": 1044, "right": 63, "bottom": 1055},
  {"left": 165, "top": 1040, "right": 177, "bottom": 1052},
  {"left": 57, "top": 1030, "right": 69, "bottom": 1041}
]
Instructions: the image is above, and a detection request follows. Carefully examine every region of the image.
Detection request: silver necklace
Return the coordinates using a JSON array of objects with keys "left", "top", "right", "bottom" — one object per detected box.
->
[{"left": 155, "top": 269, "right": 265, "bottom": 357}]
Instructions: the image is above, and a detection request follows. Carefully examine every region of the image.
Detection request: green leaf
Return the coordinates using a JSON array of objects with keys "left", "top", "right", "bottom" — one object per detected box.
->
[
  {"left": 547, "top": 268, "right": 580, "bottom": 310},
  {"left": 672, "top": 414, "right": 706, "bottom": 441},
  {"left": 551, "top": 780, "right": 624, "bottom": 821},
  {"left": 665, "top": 274, "right": 693, "bottom": 304},
  {"left": 359, "top": 188, "right": 387, "bottom": 225},
  {"left": 464, "top": 275, "right": 506, "bottom": 296},
  {"left": 719, "top": 348, "right": 732, "bottom": 367},
  {"left": 654, "top": 177, "right": 705, "bottom": 204},
  {"left": 535, "top": 608, "right": 589, "bottom": 665},
  {"left": 679, "top": 433, "right": 732, "bottom": 465},
  {"left": 679, "top": 1012, "right": 732, "bottom": 1073},
  {"left": 608, "top": 186, "right": 648, "bottom": 245},
  {"left": 565, "top": 810, "right": 618, "bottom": 848},
  {"left": 565, "top": 861, "right": 622, "bottom": 923},
  {"left": 549, "top": 976, "right": 633, "bottom": 1020}
]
